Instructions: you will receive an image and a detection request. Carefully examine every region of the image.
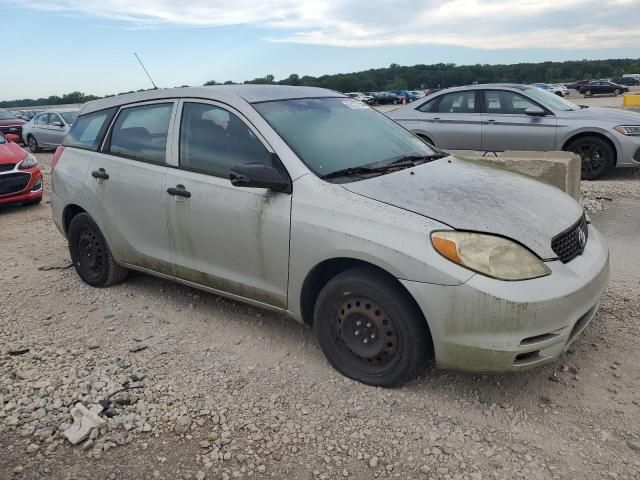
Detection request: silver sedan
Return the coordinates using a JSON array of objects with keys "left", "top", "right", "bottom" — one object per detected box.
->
[
  {"left": 388, "top": 83, "right": 640, "bottom": 179},
  {"left": 22, "top": 108, "right": 79, "bottom": 153}
]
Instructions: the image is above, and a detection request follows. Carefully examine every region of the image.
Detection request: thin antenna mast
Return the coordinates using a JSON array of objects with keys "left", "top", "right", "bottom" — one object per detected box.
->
[{"left": 134, "top": 53, "right": 158, "bottom": 89}]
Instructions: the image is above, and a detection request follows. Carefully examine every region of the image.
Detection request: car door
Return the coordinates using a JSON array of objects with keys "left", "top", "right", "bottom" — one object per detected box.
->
[
  {"left": 86, "top": 100, "right": 176, "bottom": 275},
  {"left": 31, "top": 113, "right": 49, "bottom": 144},
  {"left": 165, "top": 100, "right": 291, "bottom": 308},
  {"left": 396, "top": 90, "right": 482, "bottom": 149},
  {"left": 481, "top": 89, "right": 557, "bottom": 152},
  {"left": 46, "top": 113, "right": 67, "bottom": 146}
]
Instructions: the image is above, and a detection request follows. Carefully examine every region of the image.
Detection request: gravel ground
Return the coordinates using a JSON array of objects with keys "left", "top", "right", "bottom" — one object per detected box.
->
[{"left": 1, "top": 153, "right": 639, "bottom": 480}]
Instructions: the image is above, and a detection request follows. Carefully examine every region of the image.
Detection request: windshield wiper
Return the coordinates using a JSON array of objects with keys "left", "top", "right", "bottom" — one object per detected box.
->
[{"left": 322, "top": 153, "right": 449, "bottom": 180}]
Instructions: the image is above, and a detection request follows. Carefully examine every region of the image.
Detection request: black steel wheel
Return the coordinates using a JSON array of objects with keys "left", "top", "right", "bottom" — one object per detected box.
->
[
  {"left": 27, "top": 135, "right": 40, "bottom": 153},
  {"left": 566, "top": 136, "right": 615, "bottom": 180},
  {"left": 68, "top": 213, "right": 128, "bottom": 287},
  {"left": 314, "top": 267, "right": 432, "bottom": 387}
]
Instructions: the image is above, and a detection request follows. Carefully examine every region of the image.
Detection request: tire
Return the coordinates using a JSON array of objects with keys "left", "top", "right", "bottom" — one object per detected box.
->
[
  {"left": 555, "top": 91, "right": 563, "bottom": 97},
  {"left": 566, "top": 136, "right": 615, "bottom": 180},
  {"left": 68, "top": 212, "right": 128, "bottom": 287},
  {"left": 23, "top": 196, "right": 42, "bottom": 206},
  {"left": 27, "top": 135, "right": 40, "bottom": 153},
  {"left": 613, "top": 89, "right": 621, "bottom": 96},
  {"left": 584, "top": 90, "right": 592, "bottom": 97},
  {"left": 313, "top": 267, "right": 432, "bottom": 387}
]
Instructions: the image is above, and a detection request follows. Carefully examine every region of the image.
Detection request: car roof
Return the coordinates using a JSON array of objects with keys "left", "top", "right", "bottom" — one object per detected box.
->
[
  {"left": 80, "top": 85, "right": 344, "bottom": 115},
  {"left": 436, "top": 83, "right": 531, "bottom": 93}
]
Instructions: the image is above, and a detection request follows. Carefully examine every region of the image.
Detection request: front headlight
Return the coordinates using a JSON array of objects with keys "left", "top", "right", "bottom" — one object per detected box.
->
[
  {"left": 431, "top": 231, "right": 551, "bottom": 281},
  {"left": 18, "top": 153, "right": 38, "bottom": 169},
  {"left": 614, "top": 125, "right": 640, "bottom": 136}
]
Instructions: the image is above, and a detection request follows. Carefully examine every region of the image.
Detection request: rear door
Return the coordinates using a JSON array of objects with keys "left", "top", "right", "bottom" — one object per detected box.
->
[
  {"left": 481, "top": 89, "right": 557, "bottom": 152},
  {"left": 86, "top": 101, "right": 176, "bottom": 274},
  {"left": 164, "top": 100, "right": 291, "bottom": 308},
  {"left": 31, "top": 113, "right": 49, "bottom": 144},
  {"left": 397, "top": 90, "right": 482, "bottom": 149}
]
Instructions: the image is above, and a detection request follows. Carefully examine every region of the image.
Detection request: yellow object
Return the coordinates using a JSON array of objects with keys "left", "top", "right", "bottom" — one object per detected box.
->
[{"left": 623, "top": 93, "right": 640, "bottom": 107}]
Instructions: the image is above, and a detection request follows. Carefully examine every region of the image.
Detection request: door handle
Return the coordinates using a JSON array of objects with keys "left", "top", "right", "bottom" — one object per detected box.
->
[
  {"left": 486, "top": 119, "right": 496, "bottom": 123},
  {"left": 91, "top": 168, "right": 109, "bottom": 180},
  {"left": 433, "top": 117, "right": 441, "bottom": 121},
  {"left": 167, "top": 185, "right": 191, "bottom": 198}
]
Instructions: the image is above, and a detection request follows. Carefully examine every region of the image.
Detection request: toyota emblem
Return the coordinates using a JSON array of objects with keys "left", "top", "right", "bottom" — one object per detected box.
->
[{"left": 578, "top": 228, "right": 586, "bottom": 248}]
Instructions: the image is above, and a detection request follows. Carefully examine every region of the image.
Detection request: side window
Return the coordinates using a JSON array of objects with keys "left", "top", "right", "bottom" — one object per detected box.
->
[
  {"left": 484, "top": 91, "right": 536, "bottom": 114},
  {"left": 64, "top": 107, "right": 117, "bottom": 151},
  {"left": 36, "top": 114, "right": 49, "bottom": 125},
  {"left": 108, "top": 103, "right": 173, "bottom": 163},
  {"left": 179, "top": 102, "right": 272, "bottom": 178},
  {"left": 435, "top": 92, "right": 476, "bottom": 113},
  {"left": 416, "top": 98, "right": 437, "bottom": 112},
  {"left": 50, "top": 114, "right": 62, "bottom": 126}
]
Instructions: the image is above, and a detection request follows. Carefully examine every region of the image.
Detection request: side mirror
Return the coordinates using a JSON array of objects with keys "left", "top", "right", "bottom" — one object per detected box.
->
[
  {"left": 52, "top": 121, "right": 64, "bottom": 127},
  {"left": 230, "top": 162, "right": 292, "bottom": 194},
  {"left": 5, "top": 133, "right": 20, "bottom": 143},
  {"left": 525, "top": 106, "right": 546, "bottom": 116}
]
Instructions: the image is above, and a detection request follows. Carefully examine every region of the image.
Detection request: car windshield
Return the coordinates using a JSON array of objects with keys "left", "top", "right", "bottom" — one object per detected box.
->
[
  {"left": 254, "top": 97, "right": 437, "bottom": 178},
  {"left": 0, "top": 109, "right": 17, "bottom": 120},
  {"left": 61, "top": 112, "right": 78, "bottom": 125},
  {"left": 524, "top": 87, "right": 580, "bottom": 111}
]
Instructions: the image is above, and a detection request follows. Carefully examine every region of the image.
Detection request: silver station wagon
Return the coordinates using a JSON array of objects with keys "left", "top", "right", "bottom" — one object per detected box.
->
[{"left": 51, "top": 86, "right": 609, "bottom": 387}]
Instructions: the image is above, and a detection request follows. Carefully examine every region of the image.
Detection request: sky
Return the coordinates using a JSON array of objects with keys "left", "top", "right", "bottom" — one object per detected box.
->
[{"left": 2, "top": 0, "right": 640, "bottom": 100}]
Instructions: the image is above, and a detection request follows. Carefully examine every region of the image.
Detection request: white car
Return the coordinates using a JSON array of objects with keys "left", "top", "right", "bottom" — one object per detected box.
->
[
  {"left": 345, "top": 92, "right": 374, "bottom": 104},
  {"left": 547, "top": 84, "right": 570, "bottom": 97}
]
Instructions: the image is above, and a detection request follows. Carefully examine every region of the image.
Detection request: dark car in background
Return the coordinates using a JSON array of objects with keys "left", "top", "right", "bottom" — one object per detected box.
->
[
  {"left": 579, "top": 81, "right": 629, "bottom": 96},
  {"left": 568, "top": 80, "right": 590, "bottom": 90},
  {"left": 0, "top": 109, "right": 26, "bottom": 143},
  {"left": 391, "top": 90, "right": 422, "bottom": 102},
  {"left": 612, "top": 77, "right": 640, "bottom": 86},
  {"left": 373, "top": 92, "right": 401, "bottom": 105}
]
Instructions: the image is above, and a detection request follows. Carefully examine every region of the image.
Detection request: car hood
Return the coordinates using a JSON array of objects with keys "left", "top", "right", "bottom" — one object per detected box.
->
[
  {"left": 340, "top": 157, "right": 583, "bottom": 259},
  {"left": 0, "top": 118, "right": 26, "bottom": 127},
  {"left": 0, "top": 141, "right": 28, "bottom": 164},
  {"left": 559, "top": 106, "right": 640, "bottom": 123}
]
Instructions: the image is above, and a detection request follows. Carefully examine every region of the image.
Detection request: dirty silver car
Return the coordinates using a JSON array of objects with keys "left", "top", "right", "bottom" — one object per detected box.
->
[
  {"left": 51, "top": 86, "right": 609, "bottom": 387},
  {"left": 387, "top": 84, "right": 640, "bottom": 180}
]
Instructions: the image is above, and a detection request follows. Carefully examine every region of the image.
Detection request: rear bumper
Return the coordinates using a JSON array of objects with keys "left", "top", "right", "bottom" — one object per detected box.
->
[
  {"left": 401, "top": 224, "right": 610, "bottom": 372},
  {"left": 0, "top": 168, "right": 42, "bottom": 205}
]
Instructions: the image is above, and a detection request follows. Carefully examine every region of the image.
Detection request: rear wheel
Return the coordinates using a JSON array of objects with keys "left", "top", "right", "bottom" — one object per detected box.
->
[
  {"left": 27, "top": 135, "right": 40, "bottom": 153},
  {"left": 68, "top": 213, "right": 128, "bottom": 287},
  {"left": 566, "top": 136, "right": 615, "bottom": 180},
  {"left": 314, "top": 267, "right": 432, "bottom": 387}
]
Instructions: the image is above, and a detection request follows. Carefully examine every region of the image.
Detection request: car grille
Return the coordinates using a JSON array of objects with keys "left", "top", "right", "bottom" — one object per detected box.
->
[
  {"left": 0, "top": 125, "right": 22, "bottom": 136},
  {"left": 0, "top": 163, "right": 16, "bottom": 172},
  {"left": 551, "top": 215, "right": 588, "bottom": 263},
  {"left": 0, "top": 172, "right": 30, "bottom": 196}
]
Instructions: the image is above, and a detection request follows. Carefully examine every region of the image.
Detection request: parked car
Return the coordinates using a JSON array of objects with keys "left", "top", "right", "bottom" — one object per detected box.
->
[
  {"left": 578, "top": 81, "right": 629, "bottom": 97},
  {"left": 612, "top": 77, "right": 640, "bottom": 86},
  {"left": 373, "top": 92, "right": 401, "bottom": 105},
  {"left": 345, "top": 92, "right": 374, "bottom": 104},
  {"left": 22, "top": 108, "right": 79, "bottom": 152},
  {"left": 534, "top": 83, "right": 568, "bottom": 97},
  {"left": 0, "top": 109, "right": 26, "bottom": 143},
  {"left": 567, "top": 80, "right": 590, "bottom": 90},
  {"left": 0, "top": 132, "right": 43, "bottom": 206},
  {"left": 388, "top": 83, "right": 640, "bottom": 179},
  {"left": 391, "top": 90, "right": 421, "bottom": 102},
  {"left": 51, "top": 85, "right": 609, "bottom": 386}
]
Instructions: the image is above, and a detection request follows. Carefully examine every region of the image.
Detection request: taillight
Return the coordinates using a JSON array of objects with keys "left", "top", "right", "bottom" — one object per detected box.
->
[{"left": 52, "top": 145, "right": 65, "bottom": 171}]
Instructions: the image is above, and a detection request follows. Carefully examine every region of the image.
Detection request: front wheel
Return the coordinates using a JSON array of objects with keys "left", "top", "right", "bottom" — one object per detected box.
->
[
  {"left": 566, "top": 136, "right": 615, "bottom": 180},
  {"left": 613, "top": 88, "right": 621, "bottom": 95},
  {"left": 314, "top": 267, "right": 432, "bottom": 387},
  {"left": 584, "top": 90, "right": 592, "bottom": 97},
  {"left": 68, "top": 212, "right": 128, "bottom": 287},
  {"left": 27, "top": 135, "right": 40, "bottom": 153}
]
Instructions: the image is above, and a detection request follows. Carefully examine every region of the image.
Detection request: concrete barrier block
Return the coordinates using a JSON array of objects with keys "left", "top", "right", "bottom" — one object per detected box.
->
[{"left": 448, "top": 150, "right": 581, "bottom": 200}]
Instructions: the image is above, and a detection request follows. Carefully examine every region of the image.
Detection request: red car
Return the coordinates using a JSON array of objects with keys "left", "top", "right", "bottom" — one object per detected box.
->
[
  {"left": 0, "top": 108, "right": 26, "bottom": 143},
  {"left": 0, "top": 132, "right": 43, "bottom": 206}
]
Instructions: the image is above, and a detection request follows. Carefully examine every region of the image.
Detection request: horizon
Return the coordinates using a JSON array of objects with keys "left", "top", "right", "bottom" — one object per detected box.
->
[{"left": 2, "top": 0, "right": 640, "bottom": 99}]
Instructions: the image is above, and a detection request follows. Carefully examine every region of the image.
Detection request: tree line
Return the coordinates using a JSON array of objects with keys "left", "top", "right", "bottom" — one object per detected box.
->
[{"left": 3, "top": 58, "right": 639, "bottom": 108}]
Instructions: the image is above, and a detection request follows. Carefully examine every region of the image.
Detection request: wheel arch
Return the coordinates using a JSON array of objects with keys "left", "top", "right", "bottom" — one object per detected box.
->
[
  {"left": 62, "top": 204, "right": 87, "bottom": 235},
  {"left": 299, "top": 257, "right": 432, "bottom": 340},
  {"left": 562, "top": 131, "right": 618, "bottom": 166}
]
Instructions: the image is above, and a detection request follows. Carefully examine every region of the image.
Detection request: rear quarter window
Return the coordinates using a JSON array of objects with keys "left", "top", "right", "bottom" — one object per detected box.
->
[{"left": 64, "top": 107, "right": 117, "bottom": 151}]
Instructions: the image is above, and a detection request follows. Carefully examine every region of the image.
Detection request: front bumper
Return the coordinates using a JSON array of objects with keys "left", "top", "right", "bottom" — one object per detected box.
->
[
  {"left": 616, "top": 133, "right": 640, "bottom": 166},
  {"left": 0, "top": 167, "right": 43, "bottom": 205},
  {"left": 402, "top": 224, "right": 610, "bottom": 372},
  {"left": 0, "top": 125, "right": 23, "bottom": 141}
]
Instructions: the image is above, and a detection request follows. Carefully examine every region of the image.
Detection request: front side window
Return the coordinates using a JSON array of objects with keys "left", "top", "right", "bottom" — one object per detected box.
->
[
  {"left": 61, "top": 112, "right": 78, "bottom": 125},
  {"left": 254, "top": 97, "right": 437, "bottom": 178},
  {"left": 179, "top": 102, "right": 272, "bottom": 178},
  {"left": 50, "top": 114, "right": 63, "bottom": 126},
  {"left": 484, "top": 91, "right": 536, "bottom": 114},
  {"left": 109, "top": 103, "right": 173, "bottom": 163},
  {"left": 36, "top": 114, "right": 50, "bottom": 125},
  {"left": 64, "top": 107, "right": 117, "bottom": 151},
  {"left": 435, "top": 92, "right": 477, "bottom": 113}
]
